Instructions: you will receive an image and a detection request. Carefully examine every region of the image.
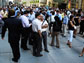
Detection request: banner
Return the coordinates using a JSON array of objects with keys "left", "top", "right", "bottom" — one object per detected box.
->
[{"left": 68, "top": 0, "right": 71, "bottom": 9}]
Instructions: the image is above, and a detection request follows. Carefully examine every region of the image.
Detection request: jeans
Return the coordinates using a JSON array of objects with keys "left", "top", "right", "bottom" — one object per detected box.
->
[
  {"left": 42, "top": 31, "right": 48, "bottom": 50},
  {"left": 68, "top": 30, "right": 73, "bottom": 42}
]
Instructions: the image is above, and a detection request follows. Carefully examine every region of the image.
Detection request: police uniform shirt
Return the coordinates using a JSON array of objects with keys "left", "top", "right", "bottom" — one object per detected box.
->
[
  {"left": 32, "top": 18, "right": 42, "bottom": 33},
  {"left": 41, "top": 20, "right": 48, "bottom": 32},
  {"left": 19, "top": 15, "right": 31, "bottom": 28}
]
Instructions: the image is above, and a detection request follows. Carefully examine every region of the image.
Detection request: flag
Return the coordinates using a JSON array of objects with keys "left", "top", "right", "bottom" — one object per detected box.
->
[{"left": 68, "top": 0, "right": 71, "bottom": 9}]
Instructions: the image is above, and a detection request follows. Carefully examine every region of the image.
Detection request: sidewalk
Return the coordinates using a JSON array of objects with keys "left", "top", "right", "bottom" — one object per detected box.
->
[{"left": 0, "top": 32, "right": 84, "bottom": 63}]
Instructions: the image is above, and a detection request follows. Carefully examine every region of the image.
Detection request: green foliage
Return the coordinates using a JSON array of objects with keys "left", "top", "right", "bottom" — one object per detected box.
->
[
  {"left": 23, "top": 1, "right": 26, "bottom": 4},
  {"left": 30, "top": 0, "right": 39, "bottom": 3}
]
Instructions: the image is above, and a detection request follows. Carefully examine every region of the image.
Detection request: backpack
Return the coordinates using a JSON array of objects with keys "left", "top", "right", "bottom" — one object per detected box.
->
[{"left": 53, "top": 16, "right": 60, "bottom": 32}]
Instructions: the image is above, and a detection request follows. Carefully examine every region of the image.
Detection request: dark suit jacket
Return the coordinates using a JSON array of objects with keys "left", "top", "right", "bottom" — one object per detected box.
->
[{"left": 1, "top": 17, "right": 22, "bottom": 43}]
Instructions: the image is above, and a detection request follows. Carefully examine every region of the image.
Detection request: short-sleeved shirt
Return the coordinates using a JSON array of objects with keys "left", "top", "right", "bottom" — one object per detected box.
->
[
  {"left": 41, "top": 20, "right": 48, "bottom": 32},
  {"left": 32, "top": 18, "right": 42, "bottom": 33}
]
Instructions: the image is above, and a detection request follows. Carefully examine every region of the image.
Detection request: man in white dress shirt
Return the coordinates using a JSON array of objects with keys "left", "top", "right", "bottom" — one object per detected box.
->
[
  {"left": 32, "top": 12, "right": 43, "bottom": 57},
  {"left": 19, "top": 11, "right": 32, "bottom": 50}
]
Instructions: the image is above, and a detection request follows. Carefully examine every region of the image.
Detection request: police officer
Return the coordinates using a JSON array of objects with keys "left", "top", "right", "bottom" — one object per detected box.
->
[{"left": 1, "top": 10, "right": 22, "bottom": 62}]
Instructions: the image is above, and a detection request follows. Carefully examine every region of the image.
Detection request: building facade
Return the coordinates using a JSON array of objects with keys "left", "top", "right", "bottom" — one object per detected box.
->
[
  {"left": 0, "top": 0, "right": 9, "bottom": 7},
  {"left": 30, "top": 0, "right": 47, "bottom": 6},
  {"left": 39, "top": 0, "right": 47, "bottom": 6},
  {"left": 46, "top": 0, "right": 84, "bottom": 10},
  {"left": 47, "top": 0, "right": 67, "bottom": 7},
  {"left": 81, "top": 0, "right": 84, "bottom": 10}
]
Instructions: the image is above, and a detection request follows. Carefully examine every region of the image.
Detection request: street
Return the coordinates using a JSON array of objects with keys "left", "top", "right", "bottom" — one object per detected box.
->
[{"left": 0, "top": 32, "right": 84, "bottom": 63}]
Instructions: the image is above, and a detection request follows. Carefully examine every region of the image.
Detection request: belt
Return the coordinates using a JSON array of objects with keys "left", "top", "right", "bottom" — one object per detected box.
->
[
  {"left": 42, "top": 31, "right": 46, "bottom": 33},
  {"left": 33, "top": 32, "right": 38, "bottom": 34}
]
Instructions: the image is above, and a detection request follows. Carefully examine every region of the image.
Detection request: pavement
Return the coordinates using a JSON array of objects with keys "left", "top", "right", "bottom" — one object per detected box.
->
[{"left": 0, "top": 32, "right": 84, "bottom": 63}]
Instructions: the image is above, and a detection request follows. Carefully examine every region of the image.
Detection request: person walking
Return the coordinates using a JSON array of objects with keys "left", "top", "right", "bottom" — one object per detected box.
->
[
  {"left": 73, "top": 14, "right": 80, "bottom": 38},
  {"left": 1, "top": 10, "right": 23, "bottom": 62},
  {"left": 79, "top": 48, "right": 84, "bottom": 57},
  {"left": 67, "top": 15, "right": 76, "bottom": 48},
  {"left": 63, "top": 12, "right": 69, "bottom": 37}
]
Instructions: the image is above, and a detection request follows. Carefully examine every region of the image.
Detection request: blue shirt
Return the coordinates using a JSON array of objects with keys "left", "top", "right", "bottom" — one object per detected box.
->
[
  {"left": 15, "top": 10, "right": 20, "bottom": 17},
  {"left": 63, "top": 16, "right": 69, "bottom": 25},
  {"left": 47, "top": 10, "right": 52, "bottom": 16},
  {"left": 13, "top": 6, "right": 17, "bottom": 10},
  {"left": 55, "top": 14, "right": 62, "bottom": 21}
]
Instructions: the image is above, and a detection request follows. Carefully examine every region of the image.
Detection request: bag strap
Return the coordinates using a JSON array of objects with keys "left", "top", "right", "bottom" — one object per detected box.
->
[{"left": 42, "top": 20, "right": 45, "bottom": 25}]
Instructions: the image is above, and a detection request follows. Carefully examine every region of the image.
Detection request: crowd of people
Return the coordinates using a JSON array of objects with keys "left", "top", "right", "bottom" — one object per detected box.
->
[{"left": 0, "top": 4, "right": 84, "bottom": 62}]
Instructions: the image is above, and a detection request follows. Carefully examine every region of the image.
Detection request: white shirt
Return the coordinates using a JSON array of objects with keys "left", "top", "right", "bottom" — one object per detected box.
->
[
  {"left": 50, "top": 15, "right": 55, "bottom": 22},
  {"left": 32, "top": 18, "right": 42, "bottom": 32},
  {"left": 19, "top": 15, "right": 31, "bottom": 28},
  {"left": 41, "top": 20, "right": 48, "bottom": 32}
]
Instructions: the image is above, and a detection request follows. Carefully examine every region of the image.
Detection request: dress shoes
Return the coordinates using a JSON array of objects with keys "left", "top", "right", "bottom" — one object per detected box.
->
[
  {"left": 12, "top": 58, "right": 18, "bottom": 62},
  {"left": 21, "top": 47, "right": 30, "bottom": 50},
  {"left": 36, "top": 54, "right": 43, "bottom": 57},
  {"left": 56, "top": 46, "right": 60, "bottom": 48},
  {"left": 44, "top": 49, "right": 49, "bottom": 53}
]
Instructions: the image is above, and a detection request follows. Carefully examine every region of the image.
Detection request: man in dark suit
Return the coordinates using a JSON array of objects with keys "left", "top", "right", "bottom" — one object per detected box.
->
[{"left": 1, "top": 10, "right": 22, "bottom": 62}]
